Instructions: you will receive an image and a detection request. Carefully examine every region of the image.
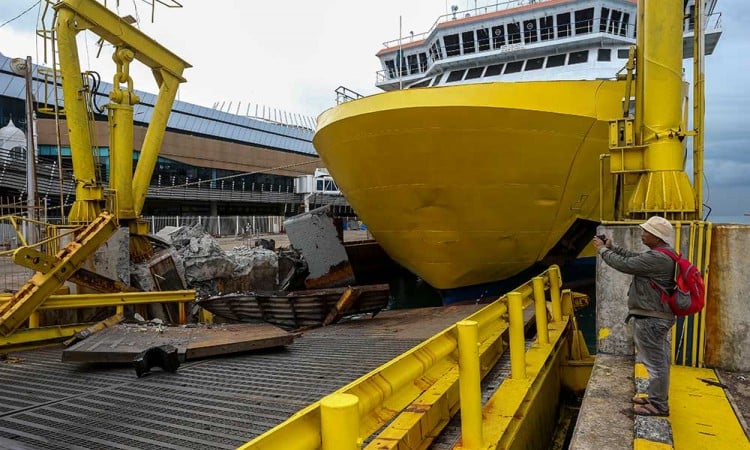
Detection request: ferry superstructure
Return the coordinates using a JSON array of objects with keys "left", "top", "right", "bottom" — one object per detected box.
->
[
  {"left": 313, "top": 0, "right": 722, "bottom": 293},
  {"left": 375, "top": 0, "right": 721, "bottom": 89}
]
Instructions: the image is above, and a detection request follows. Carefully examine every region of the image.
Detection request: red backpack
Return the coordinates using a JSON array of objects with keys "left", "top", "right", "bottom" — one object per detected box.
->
[{"left": 650, "top": 247, "right": 706, "bottom": 316}]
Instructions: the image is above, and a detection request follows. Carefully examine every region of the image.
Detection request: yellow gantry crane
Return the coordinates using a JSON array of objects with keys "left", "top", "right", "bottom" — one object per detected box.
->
[{"left": 0, "top": 0, "right": 192, "bottom": 339}]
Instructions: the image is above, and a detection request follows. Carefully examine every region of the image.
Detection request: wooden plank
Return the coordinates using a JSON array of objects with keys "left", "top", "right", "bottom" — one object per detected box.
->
[{"left": 62, "top": 323, "right": 293, "bottom": 363}]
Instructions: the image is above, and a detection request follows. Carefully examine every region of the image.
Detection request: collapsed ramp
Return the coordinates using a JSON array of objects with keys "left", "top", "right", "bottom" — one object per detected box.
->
[
  {"left": 0, "top": 266, "right": 587, "bottom": 449},
  {"left": 0, "top": 306, "right": 483, "bottom": 450}
]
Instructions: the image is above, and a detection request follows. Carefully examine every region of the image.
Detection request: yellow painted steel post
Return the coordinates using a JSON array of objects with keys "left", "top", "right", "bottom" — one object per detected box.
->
[
  {"left": 693, "top": 0, "right": 706, "bottom": 219},
  {"left": 532, "top": 277, "right": 549, "bottom": 344},
  {"left": 457, "top": 320, "right": 483, "bottom": 449},
  {"left": 629, "top": 0, "right": 696, "bottom": 215},
  {"left": 132, "top": 71, "right": 181, "bottom": 216},
  {"left": 320, "top": 393, "right": 360, "bottom": 450},
  {"left": 116, "top": 305, "right": 124, "bottom": 315},
  {"left": 55, "top": 8, "right": 102, "bottom": 223},
  {"left": 508, "top": 292, "right": 526, "bottom": 380},
  {"left": 28, "top": 312, "right": 39, "bottom": 328},
  {"left": 178, "top": 302, "right": 186, "bottom": 325},
  {"left": 108, "top": 48, "right": 138, "bottom": 220},
  {"left": 698, "top": 223, "right": 711, "bottom": 367},
  {"left": 635, "top": 0, "right": 645, "bottom": 144},
  {"left": 549, "top": 266, "right": 562, "bottom": 322}
]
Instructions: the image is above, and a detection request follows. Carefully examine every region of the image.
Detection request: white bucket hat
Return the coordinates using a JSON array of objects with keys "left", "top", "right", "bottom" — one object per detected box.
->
[{"left": 640, "top": 216, "right": 675, "bottom": 247}]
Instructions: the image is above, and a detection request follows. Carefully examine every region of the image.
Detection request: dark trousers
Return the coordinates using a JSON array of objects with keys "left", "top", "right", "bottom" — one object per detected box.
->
[{"left": 633, "top": 316, "right": 674, "bottom": 412}]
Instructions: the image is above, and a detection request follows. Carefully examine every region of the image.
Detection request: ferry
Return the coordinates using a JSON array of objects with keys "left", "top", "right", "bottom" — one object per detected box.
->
[{"left": 313, "top": 0, "right": 722, "bottom": 299}]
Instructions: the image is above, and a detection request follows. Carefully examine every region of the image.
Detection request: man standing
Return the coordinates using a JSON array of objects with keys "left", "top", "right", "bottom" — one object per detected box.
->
[{"left": 593, "top": 216, "right": 676, "bottom": 416}]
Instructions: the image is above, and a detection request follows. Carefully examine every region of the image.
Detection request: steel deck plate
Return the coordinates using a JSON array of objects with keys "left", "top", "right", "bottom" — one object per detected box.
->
[
  {"left": 0, "top": 305, "right": 483, "bottom": 450},
  {"left": 62, "top": 323, "right": 294, "bottom": 363}
]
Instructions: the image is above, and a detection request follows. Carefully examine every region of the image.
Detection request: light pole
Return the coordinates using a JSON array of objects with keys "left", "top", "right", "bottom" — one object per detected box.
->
[{"left": 10, "top": 56, "right": 38, "bottom": 244}]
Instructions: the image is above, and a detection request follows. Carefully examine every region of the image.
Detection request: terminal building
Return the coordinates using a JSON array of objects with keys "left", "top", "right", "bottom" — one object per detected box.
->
[{"left": 0, "top": 51, "right": 350, "bottom": 219}]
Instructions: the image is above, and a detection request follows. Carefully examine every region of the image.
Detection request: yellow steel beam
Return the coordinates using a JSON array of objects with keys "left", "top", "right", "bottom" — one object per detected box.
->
[
  {"left": 0, "top": 323, "right": 92, "bottom": 349},
  {"left": 54, "top": 0, "right": 190, "bottom": 82},
  {"left": 0, "top": 212, "right": 117, "bottom": 336},
  {"left": 12, "top": 247, "right": 140, "bottom": 293},
  {"left": 132, "top": 70, "right": 181, "bottom": 215},
  {"left": 55, "top": 6, "right": 102, "bottom": 223},
  {"left": 0, "top": 290, "right": 194, "bottom": 311}
]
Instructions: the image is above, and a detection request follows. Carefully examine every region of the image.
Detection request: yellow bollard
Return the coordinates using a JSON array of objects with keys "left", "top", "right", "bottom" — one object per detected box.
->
[
  {"left": 457, "top": 320, "right": 484, "bottom": 449},
  {"left": 320, "top": 393, "right": 360, "bottom": 450},
  {"left": 549, "top": 266, "right": 563, "bottom": 322},
  {"left": 532, "top": 277, "right": 549, "bottom": 345},
  {"left": 508, "top": 292, "right": 526, "bottom": 380},
  {"left": 116, "top": 305, "right": 124, "bottom": 315}
]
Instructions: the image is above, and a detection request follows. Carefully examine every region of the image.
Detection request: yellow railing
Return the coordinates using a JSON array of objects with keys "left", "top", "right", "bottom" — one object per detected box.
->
[
  {"left": 0, "top": 290, "right": 195, "bottom": 352},
  {"left": 239, "top": 265, "right": 585, "bottom": 450}
]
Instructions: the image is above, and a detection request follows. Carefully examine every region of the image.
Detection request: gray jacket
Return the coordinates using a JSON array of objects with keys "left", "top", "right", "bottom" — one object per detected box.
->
[{"left": 598, "top": 245, "right": 676, "bottom": 319}]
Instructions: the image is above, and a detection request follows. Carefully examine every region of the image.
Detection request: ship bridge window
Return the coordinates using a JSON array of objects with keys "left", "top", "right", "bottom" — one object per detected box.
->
[
  {"left": 465, "top": 67, "right": 485, "bottom": 79},
  {"left": 575, "top": 8, "right": 594, "bottom": 35},
  {"left": 620, "top": 13, "right": 630, "bottom": 36},
  {"left": 431, "top": 74, "right": 444, "bottom": 86},
  {"left": 524, "top": 57, "right": 544, "bottom": 71},
  {"left": 568, "top": 50, "right": 589, "bottom": 64},
  {"left": 540, "top": 16, "right": 554, "bottom": 40},
  {"left": 477, "top": 28, "right": 490, "bottom": 51},
  {"left": 546, "top": 54, "right": 566, "bottom": 67},
  {"left": 446, "top": 69, "right": 466, "bottom": 82},
  {"left": 419, "top": 53, "right": 428, "bottom": 72},
  {"left": 484, "top": 63, "right": 504, "bottom": 76},
  {"left": 524, "top": 20, "right": 538, "bottom": 43},
  {"left": 492, "top": 25, "right": 506, "bottom": 48},
  {"left": 408, "top": 54, "right": 419, "bottom": 74},
  {"left": 617, "top": 48, "right": 630, "bottom": 59},
  {"left": 430, "top": 41, "right": 444, "bottom": 61},
  {"left": 444, "top": 34, "right": 461, "bottom": 57},
  {"left": 504, "top": 61, "right": 524, "bottom": 74},
  {"left": 385, "top": 60, "right": 397, "bottom": 78},
  {"left": 598, "top": 49, "right": 612, "bottom": 61},
  {"left": 462, "top": 31, "right": 476, "bottom": 54},
  {"left": 609, "top": 10, "right": 622, "bottom": 35},
  {"left": 507, "top": 22, "right": 521, "bottom": 44},
  {"left": 557, "top": 13, "right": 571, "bottom": 38},
  {"left": 600, "top": 7, "right": 610, "bottom": 32}
]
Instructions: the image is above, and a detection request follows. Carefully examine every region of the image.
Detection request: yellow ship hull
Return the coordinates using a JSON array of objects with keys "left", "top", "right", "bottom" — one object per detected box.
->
[{"left": 314, "top": 81, "right": 624, "bottom": 289}]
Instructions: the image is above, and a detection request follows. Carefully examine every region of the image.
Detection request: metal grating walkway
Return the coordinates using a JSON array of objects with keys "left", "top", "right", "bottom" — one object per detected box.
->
[{"left": 0, "top": 305, "right": 483, "bottom": 449}]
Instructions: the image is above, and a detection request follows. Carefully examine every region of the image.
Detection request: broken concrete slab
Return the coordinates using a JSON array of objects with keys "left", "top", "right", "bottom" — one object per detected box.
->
[{"left": 284, "top": 206, "right": 355, "bottom": 289}]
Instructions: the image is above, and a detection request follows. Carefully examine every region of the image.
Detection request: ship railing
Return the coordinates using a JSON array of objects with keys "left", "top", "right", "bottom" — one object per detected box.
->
[
  {"left": 380, "top": 0, "right": 554, "bottom": 49},
  {"left": 334, "top": 86, "right": 364, "bottom": 104},
  {"left": 239, "top": 265, "right": 590, "bottom": 449}
]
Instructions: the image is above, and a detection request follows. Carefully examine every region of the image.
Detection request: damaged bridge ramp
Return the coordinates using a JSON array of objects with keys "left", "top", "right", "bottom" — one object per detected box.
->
[{"left": 0, "top": 305, "right": 483, "bottom": 450}]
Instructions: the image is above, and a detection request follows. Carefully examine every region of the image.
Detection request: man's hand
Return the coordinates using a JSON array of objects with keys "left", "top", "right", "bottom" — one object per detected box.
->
[{"left": 593, "top": 236, "right": 611, "bottom": 249}]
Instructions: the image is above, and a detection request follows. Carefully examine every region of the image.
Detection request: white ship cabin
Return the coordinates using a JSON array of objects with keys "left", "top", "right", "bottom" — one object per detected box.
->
[
  {"left": 375, "top": 0, "right": 722, "bottom": 91},
  {"left": 294, "top": 168, "right": 341, "bottom": 195}
]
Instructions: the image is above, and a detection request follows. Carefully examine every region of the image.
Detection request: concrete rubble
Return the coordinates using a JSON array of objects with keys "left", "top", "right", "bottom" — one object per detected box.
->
[{"left": 151, "top": 224, "right": 280, "bottom": 297}]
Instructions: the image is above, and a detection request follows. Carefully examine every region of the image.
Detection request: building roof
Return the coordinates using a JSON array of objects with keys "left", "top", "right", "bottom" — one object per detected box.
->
[{"left": 0, "top": 52, "right": 317, "bottom": 156}]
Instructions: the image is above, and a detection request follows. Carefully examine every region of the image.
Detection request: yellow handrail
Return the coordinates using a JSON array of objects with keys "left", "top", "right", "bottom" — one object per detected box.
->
[{"left": 239, "top": 265, "right": 575, "bottom": 449}]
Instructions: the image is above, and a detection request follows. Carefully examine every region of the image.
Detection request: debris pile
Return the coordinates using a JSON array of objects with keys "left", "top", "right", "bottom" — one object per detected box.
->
[{"left": 153, "top": 224, "right": 280, "bottom": 297}]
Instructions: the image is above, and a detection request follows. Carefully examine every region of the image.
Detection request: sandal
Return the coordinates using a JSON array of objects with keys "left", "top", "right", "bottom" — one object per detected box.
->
[
  {"left": 633, "top": 402, "right": 669, "bottom": 417},
  {"left": 632, "top": 396, "right": 649, "bottom": 405}
]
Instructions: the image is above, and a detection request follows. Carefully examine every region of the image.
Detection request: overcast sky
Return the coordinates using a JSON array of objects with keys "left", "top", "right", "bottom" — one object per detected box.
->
[{"left": 0, "top": 0, "right": 748, "bottom": 217}]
